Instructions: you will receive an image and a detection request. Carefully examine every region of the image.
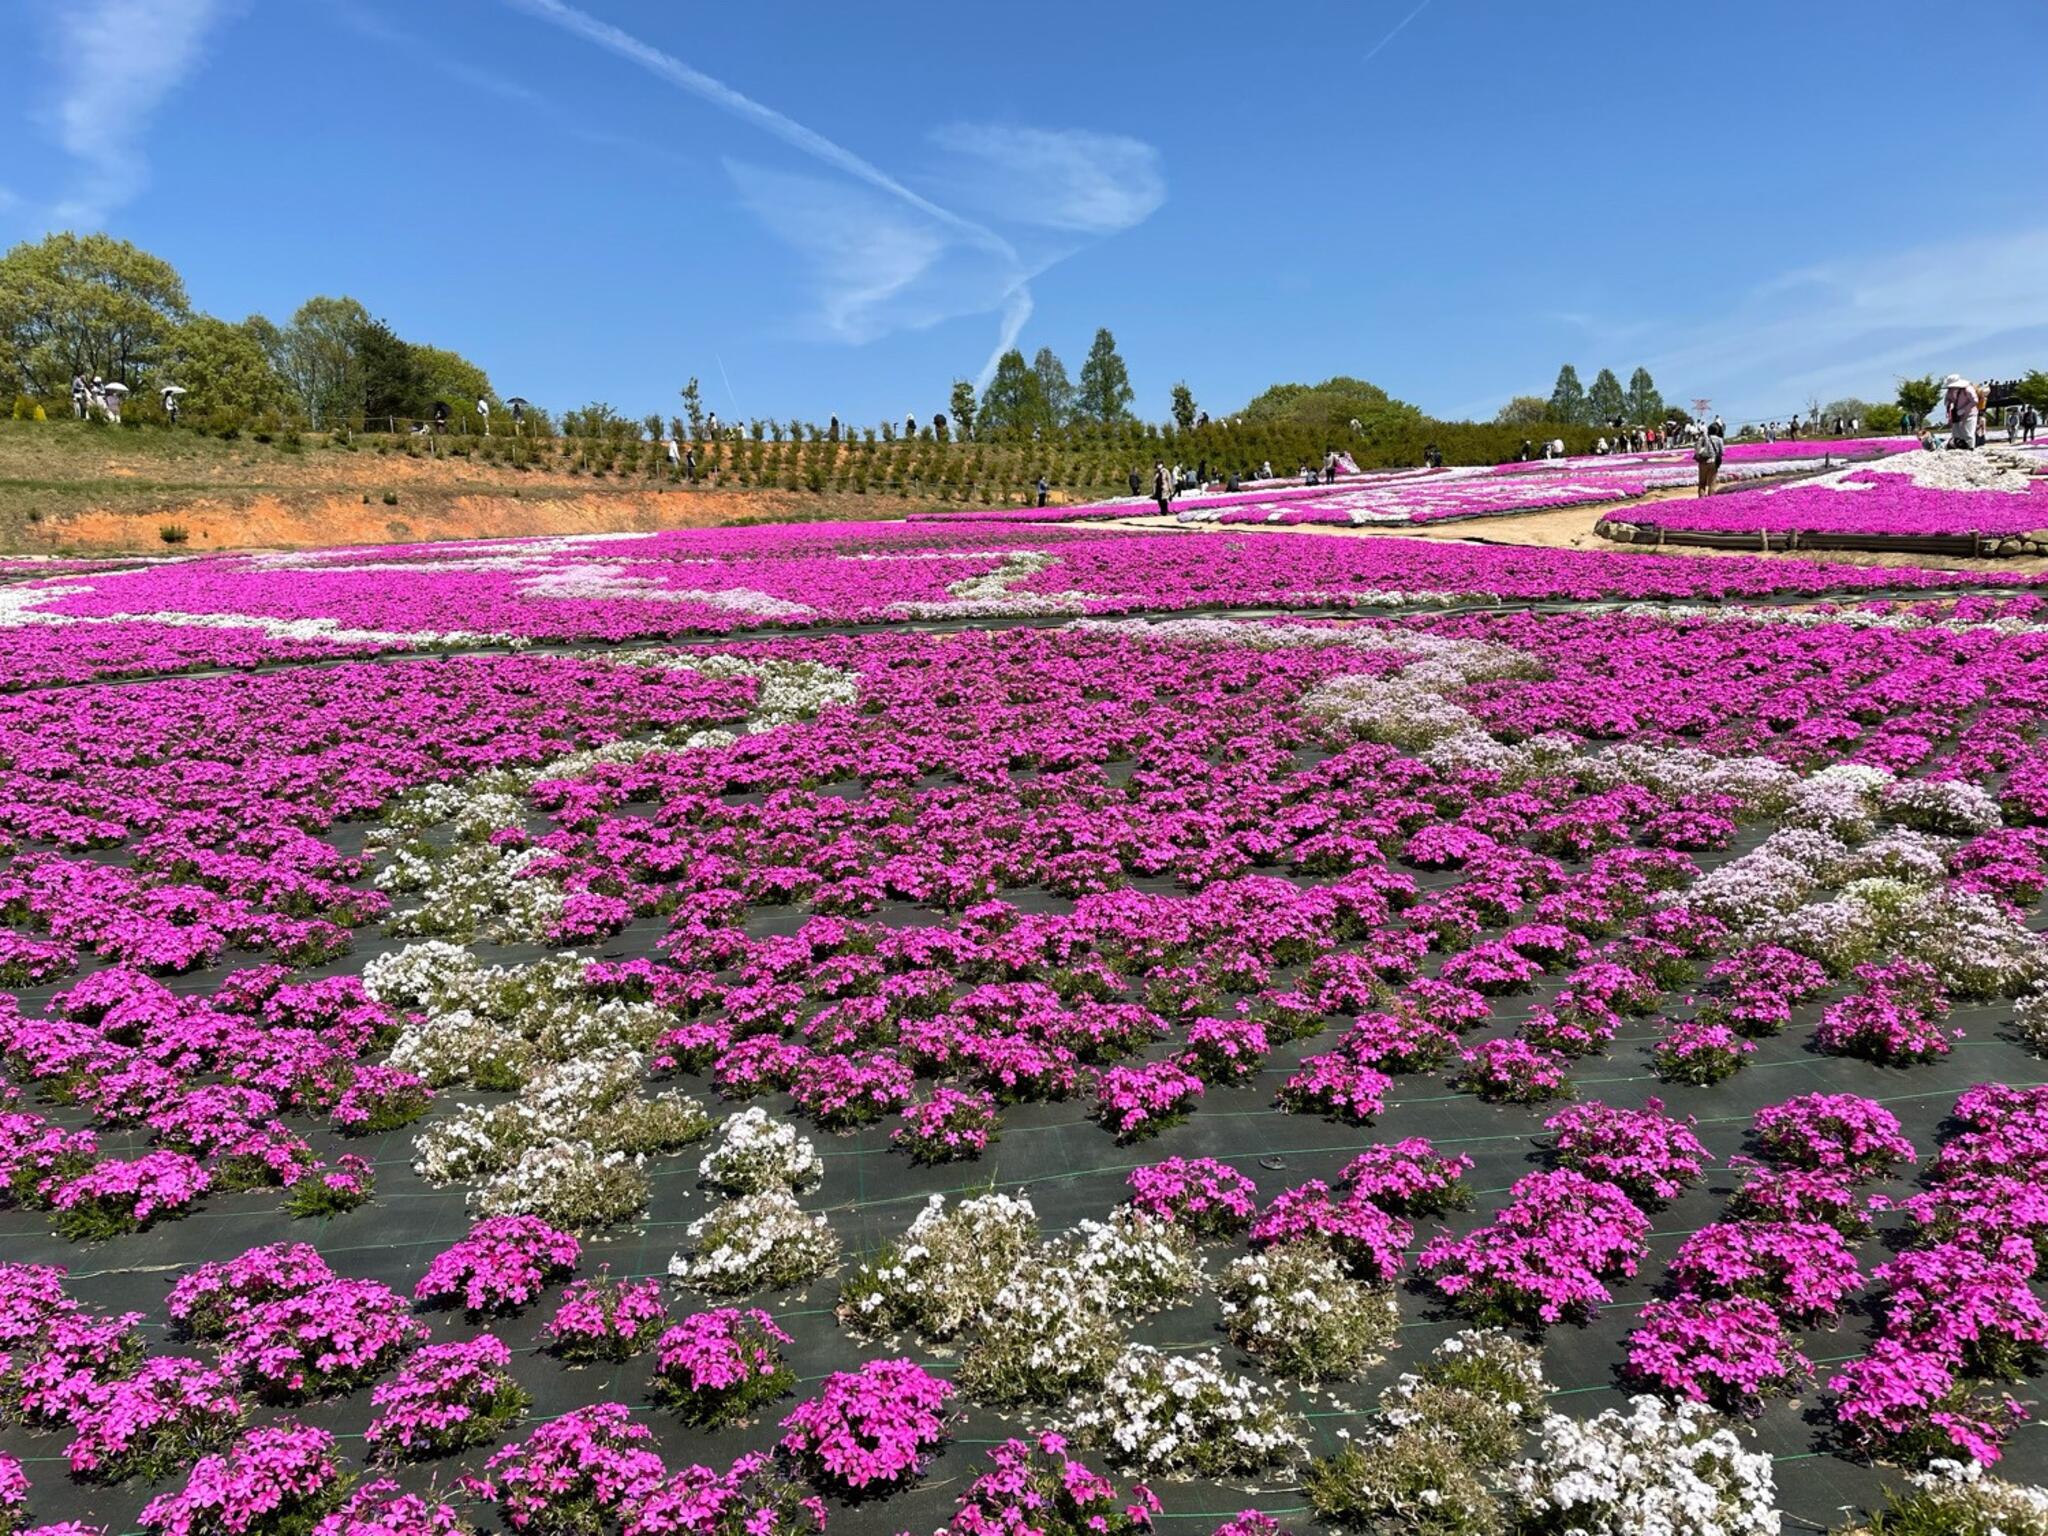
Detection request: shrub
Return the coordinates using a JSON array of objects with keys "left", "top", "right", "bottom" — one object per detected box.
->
[
  {"left": 1506, "top": 1397, "right": 1777, "bottom": 1536},
  {"left": 283, "top": 1155, "right": 375, "bottom": 1218},
  {"left": 168, "top": 1243, "right": 336, "bottom": 1342},
  {"left": 221, "top": 1278, "right": 426, "bottom": 1400},
  {"left": 892, "top": 1087, "right": 1000, "bottom": 1163},
  {"left": 1125, "top": 1156, "right": 1259, "bottom": 1236},
  {"left": 365, "top": 1336, "right": 529, "bottom": 1458},
  {"left": 778, "top": 1358, "right": 953, "bottom": 1493},
  {"left": 1340, "top": 1139, "right": 1474, "bottom": 1216},
  {"left": 138, "top": 1421, "right": 349, "bottom": 1536},
  {"left": 544, "top": 1268, "right": 669, "bottom": 1362},
  {"left": 1623, "top": 1296, "right": 1810, "bottom": 1416},
  {"left": 671, "top": 1189, "right": 839, "bottom": 1295},
  {"left": 64, "top": 1358, "right": 244, "bottom": 1483},
  {"left": 1218, "top": 1242, "right": 1397, "bottom": 1379},
  {"left": 1306, "top": 1431, "right": 1502, "bottom": 1536},
  {"left": 935, "top": 1433, "right": 1160, "bottom": 1536},
  {"left": 839, "top": 1191, "right": 1036, "bottom": 1339},
  {"left": 413, "top": 1215, "right": 581, "bottom": 1316},
  {"left": 472, "top": 1403, "right": 665, "bottom": 1535},
  {"left": 1071, "top": 1346, "right": 1304, "bottom": 1477},
  {"left": 1867, "top": 1461, "right": 2048, "bottom": 1536},
  {"left": 698, "top": 1107, "right": 823, "bottom": 1195},
  {"left": 651, "top": 1309, "right": 794, "bottom": 1425},
  {"left": 158, "top": 524, "right": 190, "bottom": 546}
]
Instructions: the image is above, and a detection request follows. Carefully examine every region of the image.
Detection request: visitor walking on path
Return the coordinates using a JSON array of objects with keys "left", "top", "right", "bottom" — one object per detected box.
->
[
  {"left": 1128, "top": 468, "right": 1142, "bottom": 497},
  {"left": 1944, "top": 375, "right": 1980, "bottom": 449},
  {"left": 1152, "top": 461, "right": 1172, "bottom": 516},
  {"left": 1036, "top": 474, "right": 1049, "bottom": 508},
  {"left": 1695, "top": 419, "right": 1724, "bottom": 497}
]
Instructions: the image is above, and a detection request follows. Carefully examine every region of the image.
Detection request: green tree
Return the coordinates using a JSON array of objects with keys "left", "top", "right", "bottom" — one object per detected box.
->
[
  {"left": 679, "top": 378, "right": 705, "bottom": 440},
  {"left": 1547, "top": 364, "right": 1587, "bottom": 426},
  {"left": 1077, "top": 327, "right": 1135, "bottom": 422},
  {"left": 0, "top": 231, "right": 190, "bottom": 398},
  {"left": 1820, "top": 397, "right": 1877, "bottom": 428},
  {"left": 1493, "top": 395, "right": 1550, "bottom": 426},
  {"left": 411, "top": 343, "right": 495, "bottom": 420},
  {"left": 358, "top": 319, "right": 429, "bottom": 422},
  {"left": 276, "top": 295, "right": 369, "bottom": 428},
  {"left": 1586, "top": 367, "right": 1625, "bottom": 425},
  {"left": 1031, "top": 347, "right": 1075, "bottom": 427},
  {"left": 1238, "top": 377, "right": 1424, "bottom": 439},
  {"left": 949, "top": 377, "right": 978, "bottom": 439},
  {"left": 976, "top": 349, "right": 1052, "bottom": 436},
  {"left": 1896, "top": 374, "right": 1940, "bottom": 429},
  {"left": 2011, "top": 372, "right": 2048, "bottom": 414},
  {"left": 1624, "top": 367, "right": 1663, "bottom": 425},
  {"left": 166, "top": 315, "right": 280, "bottom": 422},
  {"left": 1169, "top": 381, "right": 1196, "bottom": 430}
]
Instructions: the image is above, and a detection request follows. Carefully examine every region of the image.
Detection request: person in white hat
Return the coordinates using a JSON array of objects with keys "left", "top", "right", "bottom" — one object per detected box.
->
[{"left": 1944, "top": 375, "right": 1980, "bottom": 449}]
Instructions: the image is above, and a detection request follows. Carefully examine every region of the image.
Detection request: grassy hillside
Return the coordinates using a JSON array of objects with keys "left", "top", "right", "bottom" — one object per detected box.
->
[{"left": 0, "top": 420, "right": 935, "bottom": 552}]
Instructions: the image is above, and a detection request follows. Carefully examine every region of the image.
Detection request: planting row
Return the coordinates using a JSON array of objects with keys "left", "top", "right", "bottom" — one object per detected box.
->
[
  {"left": 2, "top": 612, "right": 2048, "bottom": 1530},
  {"left": 3, "top": 517, "right": 2044, "bottom": 689}
]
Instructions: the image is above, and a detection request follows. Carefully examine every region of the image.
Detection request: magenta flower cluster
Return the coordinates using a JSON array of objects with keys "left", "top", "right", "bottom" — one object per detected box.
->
[
  {"left": 412, "top": 1216, "right": 582, "bottom": 1316},
  {"left": 1124, "top": 1157, "right": 1260, "bottom": 1236},
  {"left": 544, "top": 1268, "right": 671, "bottom": 1361},
  {"left": 777, "top": 1358, "right": 954, "bottom": 1492}
]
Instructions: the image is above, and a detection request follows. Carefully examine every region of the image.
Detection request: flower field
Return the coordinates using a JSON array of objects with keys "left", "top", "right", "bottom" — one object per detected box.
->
[
  {"left": 1604, "top": 446, "right": 2048, "bottom": 552},
  {"left": 0, "top": 521, "right": 2039, "bottom": 691},
  {"left": 1, "top": 520, "right": 2048, "bottom": 1536},
  {"left": 916, "top": 438, "right": 1915, "bottom": 530}
]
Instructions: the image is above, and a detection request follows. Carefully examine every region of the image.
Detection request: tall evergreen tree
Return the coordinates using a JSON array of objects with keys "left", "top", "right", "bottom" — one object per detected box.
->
[
  {"left": 1077, "top": 327, "right": 1135, "bottom": 422},
  {"left": 976, "top": 349, "right": 1049, "bottom": 435},
  {"left": 1547, "top": 364, "right": 1587, "bottom": 426},
  {"left": 1587, "top": 368, "right": 1626, "bottom": 425},
  {"left": 949, "top": 378, "right": 978, "bottom": 438},
  {"left": 357, "top": 318, "right": 427, "bottom": 421},
  {"left": 1170, "top": 381, "right": 1196, "bottom": 430},
  {"left": 1624, "top": 367, "right": 1663, "bottom": 425},
  {"left": 1031, "top": 347, "right": 1075, "bottom": 427}
]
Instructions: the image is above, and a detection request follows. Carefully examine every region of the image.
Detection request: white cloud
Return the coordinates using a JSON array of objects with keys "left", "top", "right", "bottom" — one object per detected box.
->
[
  {"left": 333, "top": 3, "right": 679, "bottom": 164},
  {"left": 43, "top": 0, "right": 235, "bottom": 224},
  {"left": 1361, "top": 0, "right": 1434, "bottom": 66},
  {"left": 503, "top": 0, "right": 1004, "bottom": 254},
  {"left": 497, "top": 0, "right": 1156, "bottom": 384},
  {"left": 724, "top": 161, "right": 1037, "bottom": 380},
  {"left": 1639, "top": 224, "right": 2048, "bottom": 417},
  {"left": 929, "top": 124, "right": 1165, "bottom": 234}
]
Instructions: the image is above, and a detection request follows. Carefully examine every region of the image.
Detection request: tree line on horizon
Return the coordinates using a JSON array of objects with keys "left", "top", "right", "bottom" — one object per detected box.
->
[
  {"left": 8, "top": 232, "right": 2040, "bottom": 493},
  {"left": 0, "top": 232, "right": 500, "bottom": 435}
]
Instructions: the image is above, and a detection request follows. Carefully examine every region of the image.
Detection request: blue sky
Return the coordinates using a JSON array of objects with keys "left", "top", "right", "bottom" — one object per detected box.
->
[{"left": 3, "top": 0, "right": 2044, "bottom": 427}]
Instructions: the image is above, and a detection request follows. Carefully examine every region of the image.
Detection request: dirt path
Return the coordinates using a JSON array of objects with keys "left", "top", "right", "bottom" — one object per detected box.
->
[{"left": 1014, "top": 483, "right": 2048, "bottom": 579}]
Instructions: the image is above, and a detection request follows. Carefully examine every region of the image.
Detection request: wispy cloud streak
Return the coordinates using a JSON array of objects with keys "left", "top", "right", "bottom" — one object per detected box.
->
[
  {"left": 43, "top": 0, "right": 235, "bottom": 224},
  {"left": 1361, "top": 0, "right": 1433, "bottom": 66},
  {"left": 495, "top": 0, "right": 1160, "bottom": 385}
]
